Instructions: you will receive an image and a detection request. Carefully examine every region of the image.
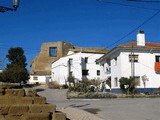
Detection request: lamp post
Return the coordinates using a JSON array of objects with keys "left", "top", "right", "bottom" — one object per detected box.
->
[{"left": 0, "top": 0, "right": 20, "bottom": 13}]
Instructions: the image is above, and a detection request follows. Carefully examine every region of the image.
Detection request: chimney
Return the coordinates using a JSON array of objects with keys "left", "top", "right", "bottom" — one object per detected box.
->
[{"left": 137, "top": 30, "right": 145, "bottom": 46}]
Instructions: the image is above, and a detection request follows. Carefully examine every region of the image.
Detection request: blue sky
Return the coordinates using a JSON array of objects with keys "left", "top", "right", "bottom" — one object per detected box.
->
[{"left": 0, "top": 0, "right": 160, "bottom": 70}]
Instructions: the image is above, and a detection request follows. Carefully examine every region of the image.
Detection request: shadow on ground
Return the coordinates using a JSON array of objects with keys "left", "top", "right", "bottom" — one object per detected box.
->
[
  {"left": 69, "top": 103, "right": 90, "bottom": 108},
  {"left": 83, "top": 108, "right": 101, "bottom": 114},
  {"left": 36, "top": 88, "right": 46, "bottom": 92}
]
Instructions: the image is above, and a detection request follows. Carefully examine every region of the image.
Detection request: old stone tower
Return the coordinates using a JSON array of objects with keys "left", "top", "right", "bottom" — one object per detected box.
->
[{"left": 29, "top": 41, "right": 75, "bottom": 83}]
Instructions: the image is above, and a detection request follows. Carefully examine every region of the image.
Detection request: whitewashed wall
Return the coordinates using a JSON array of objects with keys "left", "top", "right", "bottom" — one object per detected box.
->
[
  {"left": 110, "top": 50, "right": 160, "bottom": 89},
  {"left": 52, "top": 52, "right": 104, "bottom": 85},
  {"left": 29, "top": 75, "right": 51, "bottom": 84}
]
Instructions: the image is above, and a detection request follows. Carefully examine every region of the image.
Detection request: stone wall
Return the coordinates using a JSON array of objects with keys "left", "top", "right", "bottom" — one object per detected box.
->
[
  {"left": 0, "top": 87, "right": 66, "bottom": 120},
  {"left": 30, "top": 41, "right": 74, "bottom": 76}
]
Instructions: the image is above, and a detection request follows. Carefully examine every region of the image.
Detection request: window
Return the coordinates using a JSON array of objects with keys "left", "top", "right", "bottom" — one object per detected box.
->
[
  {"left": 129, "top": 54, "right": 139, "bottom": 62},
  {"left": 85, "top": 57, "right": 88, "bottom": 63},
  {"left": 68, "top": 58, "right": 73, "bottom": 65},
  {"left": 114, "top": 77, "right": 118, "bottom": 87},
  {"left": 113, "top": 57, "right": 117, "bottom": 66},
  {"left": 49, "top": 47, "right": 57, "bottom": 57},
  {"left": 155, "top": 56, "right": 160, "bottom": 62},
  {"left": 106, "top": 67, "right": 111, "bottom": 74},
  {"left": 33, "top": 76, "right": 38, "bottom": 81},
  {"left": 82, "top": 70, "right": 89, "bottom": 76},
  {"left": 97, "top": 70, "right": 100, "bottom": 76},
  {"left": 96, "top": 61, "right": 99, "bottom": 65}
]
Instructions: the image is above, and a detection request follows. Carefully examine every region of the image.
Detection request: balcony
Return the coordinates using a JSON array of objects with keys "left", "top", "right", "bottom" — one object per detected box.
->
[{"left": 155, "top": 62, "right": 160, "bottom": 73}]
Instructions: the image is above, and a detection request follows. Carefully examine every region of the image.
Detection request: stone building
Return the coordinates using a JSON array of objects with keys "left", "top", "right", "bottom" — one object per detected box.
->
[
  {"left": 29, "top": 41, "right": 108, "bottom": 84},
  {"left": 29, "top": 41, "right": 75, "bottom": 84}
]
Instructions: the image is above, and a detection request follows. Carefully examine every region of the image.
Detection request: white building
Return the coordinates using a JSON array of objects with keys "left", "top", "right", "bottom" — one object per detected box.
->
[
  {"left": 97, "top": 31, "right": 160, "bottom": 93},
  {"left": 51, "top": 48, "right": 107, "bottom": 85}
]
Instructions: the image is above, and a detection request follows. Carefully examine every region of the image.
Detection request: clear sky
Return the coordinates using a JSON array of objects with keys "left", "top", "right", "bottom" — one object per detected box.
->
[{"left": 0, "top": 0, "right": 160, "bottom": 70}]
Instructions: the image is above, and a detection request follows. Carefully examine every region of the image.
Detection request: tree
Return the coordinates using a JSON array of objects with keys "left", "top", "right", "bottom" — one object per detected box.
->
[{"left": 0, "top": 47, "right": 29, "bottom": 84}]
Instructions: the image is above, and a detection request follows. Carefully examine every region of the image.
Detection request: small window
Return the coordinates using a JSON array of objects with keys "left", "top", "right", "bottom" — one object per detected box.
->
[
  {"left": 96, "top": 61, "right": 99, "bottom": 65},
  {"left": 49, "top": 47, "right": 57, "bottom": 57},
  {"left": 129, "top": 54, "right": 139, "bottom": 62},
  {"left": 114, "top": 77, "right": 118, "bottom": 87},
  {"left": 97, "top": 70, "right": 100, "bottom": 76},
  {"left": 85, "top": 57, "right": 88, "bottom": 63},
  {"left": 82, "top": 70, "right": 89, "bottom": 76},
  {"left": 69, "top": 58, "right": 73, "bottom": 65},
  {"left": 33, "top": 76, "right": 38, "bottom": 81},
  {"left": 106, "top": 67, "right": 111, "bottom": 74},
  {"left": 113, "top": 57, "right": 117, "bottom": 66},
  {"left": 155, "top": 56, "right": 160, "bottom": 62}
]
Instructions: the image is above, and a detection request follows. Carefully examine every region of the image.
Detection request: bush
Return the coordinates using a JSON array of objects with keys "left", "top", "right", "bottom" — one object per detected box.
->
[
  {"left": 119, "top": 77, "right": 136, "bottom": 94},
  {"left": 68, "top": 79, "right": 100, "bottom": 93},
  {"left": 67, "top": 92, "right": 117, "bottom": 99},
  {"left": 62, "top": 84, "right": 68, "bottom": 89},
  {"left": 85, "top": 92, "right": 117, "bottom": 99},
  {"left": 48, "top": 81, "right": 60, "bottom": 89}
]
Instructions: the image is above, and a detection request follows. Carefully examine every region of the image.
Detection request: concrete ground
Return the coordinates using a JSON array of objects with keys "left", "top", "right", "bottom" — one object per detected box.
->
[{"left": 36, "top": 86, "right": 160, "bottom": 120}]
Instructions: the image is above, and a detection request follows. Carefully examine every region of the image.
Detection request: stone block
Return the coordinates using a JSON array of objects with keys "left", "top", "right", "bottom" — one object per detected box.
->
[
  {"left": 25, "top": 89, "right": 37, "bottom": 97},
  {"left": 0, "top": 115, "right": 5, "bottom": 120},
  {"left": 17, "top": 97, "right": 33, "bottom": 104},
  {"left": 10, "top": 97, "right": 33, "bottom": 105},
  {"left": 0, "top": 96, "right": 33, "bottom": 105},
  {"left": 33, "top": 97, "right": 46, "bottom": 104},
  {"left": 4, "top": 115, "right": 21, "bottom": 120},
  {"left": 21, "top": 113, "right": 50, "bottom": 120},
  {"left": 5, "top": 89, "right": 25, "bottom": 97},
  {"left": 52, "top": 112, "right": 66, "bottom": 120},
  {"left": 8, "top": 105, "right": 29, "bottom": 115},
  {"left": 29, "top": 104, "right": 56, "bottom": 113},
  {"left": 0, "top": 96, "right": 9, "bottom": 105},
  {"left": 0, "top": 105, "right": 10, "bottom": 115}
]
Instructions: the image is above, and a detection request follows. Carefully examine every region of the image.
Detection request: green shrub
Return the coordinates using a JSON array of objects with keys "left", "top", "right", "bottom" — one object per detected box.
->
[
  {"left": 68, "top": 79, "right": 100, "bottom": 93},
  {"left": 119, "top": 77, "right": 136, "bottom": 94}
]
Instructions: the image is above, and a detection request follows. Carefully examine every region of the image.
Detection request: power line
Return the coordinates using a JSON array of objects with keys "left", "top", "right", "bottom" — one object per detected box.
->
[
  {"left": 106, "top": 10, "right": 160, "bottom": 49},
  {"left": 127, "top": 0, "right": 160, "bottom": 3},
  {"left": 97, "top": 0, "right": 160, "bottom": 11}
]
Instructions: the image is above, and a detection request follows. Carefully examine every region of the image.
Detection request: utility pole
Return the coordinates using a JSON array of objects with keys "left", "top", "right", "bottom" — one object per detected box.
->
[{"left": 131, "top": 40, "right": 135, "bottom": 78}]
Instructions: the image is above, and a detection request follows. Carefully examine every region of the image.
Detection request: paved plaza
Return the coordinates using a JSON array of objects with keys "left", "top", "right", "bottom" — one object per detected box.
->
[{"left": 37, "top": 87, "right": 160, "bottom": 120}]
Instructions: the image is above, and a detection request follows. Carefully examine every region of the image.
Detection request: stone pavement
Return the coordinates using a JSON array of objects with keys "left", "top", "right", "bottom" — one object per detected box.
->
[
  {"left": 60, "top": 107, "right": 103, "bottom": 120},
  {"left": 35, "top": 85, "right": 104, "bottom": 120},
  {"left": 36, "top": 85, "right": 160, "bottom": 120}
]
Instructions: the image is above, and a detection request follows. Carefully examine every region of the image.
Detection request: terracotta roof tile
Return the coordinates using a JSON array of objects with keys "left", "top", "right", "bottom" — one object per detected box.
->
[{"left": 120, "top": 42, "right": 160, "bottom": 48}]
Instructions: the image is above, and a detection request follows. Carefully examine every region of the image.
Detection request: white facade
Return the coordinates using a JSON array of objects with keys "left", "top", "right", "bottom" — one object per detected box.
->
[
  {"left": 100, "top": 49, "right": 160, "bottom": 89},
  {"left": 29, "top": 75, "right": 51, "bottom": 84},
  {"left": 51, "top": 52, "right": 104, "bottom": 85},
  {"left": 98, "top": 31, "right": 160, "bottom": 92}
]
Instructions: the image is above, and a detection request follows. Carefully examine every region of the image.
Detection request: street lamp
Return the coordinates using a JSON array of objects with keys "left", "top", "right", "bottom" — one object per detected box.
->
[{"left": 0, "top": 0, "right": 20, "bottom": 13}]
